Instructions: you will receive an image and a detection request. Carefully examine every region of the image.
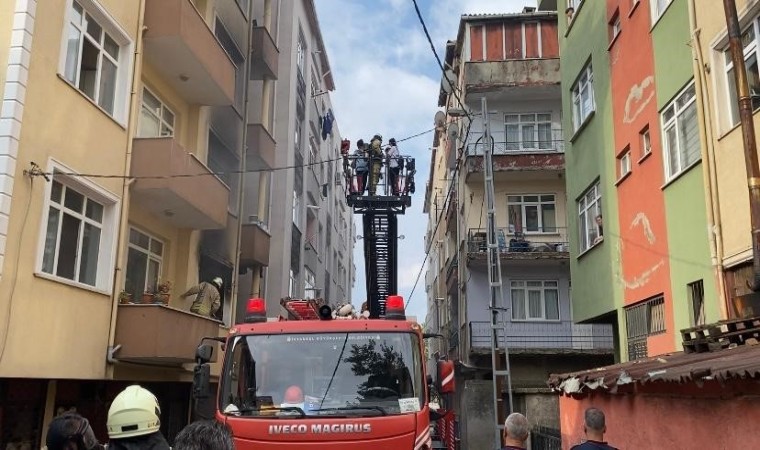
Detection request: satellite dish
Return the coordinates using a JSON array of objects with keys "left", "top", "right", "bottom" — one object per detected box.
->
[
  {"left": 447, "top": 123, "right": 458, "bottom": 140},
  {"left": 434, "top": 111, "right": 446, "bottom": 128},
  {"left": 441, "top": 69, "right": 457, "bottom": 95}
]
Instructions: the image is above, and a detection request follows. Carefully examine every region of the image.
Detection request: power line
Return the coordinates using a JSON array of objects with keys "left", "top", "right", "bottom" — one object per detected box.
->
[
  {"left": 405, "top": 120, "right": 472, "bottom": 308},
  {"left": 396, "top": 127, "right": 435, "bottom": 143},
  {"left": 411, "top": 0, "right": 472, "bottom": 121}
]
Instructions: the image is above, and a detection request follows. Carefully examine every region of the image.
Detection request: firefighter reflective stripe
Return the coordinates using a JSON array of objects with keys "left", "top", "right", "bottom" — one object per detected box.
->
[{"left": 414, "top": 426, "right": 431, "bottom": 450}]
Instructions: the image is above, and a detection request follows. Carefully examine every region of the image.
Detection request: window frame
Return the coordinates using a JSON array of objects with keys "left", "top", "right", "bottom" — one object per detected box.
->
[
  {"left": 58, "top": 0, "right": 133, "bottom": 123},
  {"left": 125, "top": 226, "right": 164, "bottom": 297},
  {"left": 304, "top": 267, "right": 317, "bottom": 299},
  {"left": 617, "top": 147, "right": 632, "bottom": 180},
  {"left": 510, "top": 280, "right": 561, "bottom": 322},
  {"left": 609, "top": 9, "right": 621, "bottom": 42},
  {"left": 571, "top": 64, "right": 595, "bottom": 131},
  {"left": 504, "top": 113, "right": 555, "bottom": 152},
  {"left": 507, "top": 194, "right": 557, "bottom": 234},
  {"left": 650, "top": 0, "right": 674, "bottom": 24},
  {"left": 137, "top": 86, "right": 175, "bottom": 138},
  {"left": 723, "top": 17, "right": 760, "bottom": 127},
  {"left": 640, "top": 126, "right": 652, "bottom": 159},
  {"left": 36, "top": 160, "right": 119, "bottom": 294},
  {"left": 577, "top": 181, "right": 602, "bottom": 253},
  {"left": 661, "top": 81, "right": 700, "bottom": 182}
]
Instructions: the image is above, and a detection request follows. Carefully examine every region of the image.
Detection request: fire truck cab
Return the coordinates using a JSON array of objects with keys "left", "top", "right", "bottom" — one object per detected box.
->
[{"left": 192, "top": 296, "right": 455, "bottom": 450}]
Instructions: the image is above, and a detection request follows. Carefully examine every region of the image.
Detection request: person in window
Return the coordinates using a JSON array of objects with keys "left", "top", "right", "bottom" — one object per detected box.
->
[
  {"left": 352, "top": 139, "right": 369, "bottom": 195},
  {"left": 593, "top": 214, "right": 604, "bottom": 245},
  {"left": 385, "top": 138, "right": 401, "bottom": 195},
  {"left": 181, "top": 277, "right": 222, "bottom": 317}
]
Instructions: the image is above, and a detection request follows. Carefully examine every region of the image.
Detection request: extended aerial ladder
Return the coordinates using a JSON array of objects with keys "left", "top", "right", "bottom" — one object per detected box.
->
[{"left": 340, "top": 139, "right": 415, "bottom": 318}]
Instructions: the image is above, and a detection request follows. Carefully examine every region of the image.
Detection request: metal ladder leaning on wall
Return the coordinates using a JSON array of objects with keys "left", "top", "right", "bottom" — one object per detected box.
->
[{"left": 479, "top": 97, "right": 514, "bottom": 449}]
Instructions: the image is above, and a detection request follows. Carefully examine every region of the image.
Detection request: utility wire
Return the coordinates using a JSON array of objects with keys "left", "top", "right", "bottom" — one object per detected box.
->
[
  {"left": 405, "top": 121, "right": 473, "bottom": 308},
  {"left": 411, "top": 0, "right": 472, "bottom": 121}
]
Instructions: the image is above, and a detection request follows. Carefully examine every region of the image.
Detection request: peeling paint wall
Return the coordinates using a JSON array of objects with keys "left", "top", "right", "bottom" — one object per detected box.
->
[{"left": 606, "top": 0, "right": 676, "bottom": 357}]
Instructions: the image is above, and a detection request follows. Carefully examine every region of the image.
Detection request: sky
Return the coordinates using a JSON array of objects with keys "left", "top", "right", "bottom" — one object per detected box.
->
[{"left": 314, "top": 0, "right": 533, "bottom": 322}]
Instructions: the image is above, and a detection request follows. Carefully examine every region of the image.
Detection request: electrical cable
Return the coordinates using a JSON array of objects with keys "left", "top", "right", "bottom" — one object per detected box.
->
[
  {"left": 405, "top": 121, "right": 473, "bottom": 308},
  {"left": 410, "top": 0, "right": 472, "bottom": 121}
]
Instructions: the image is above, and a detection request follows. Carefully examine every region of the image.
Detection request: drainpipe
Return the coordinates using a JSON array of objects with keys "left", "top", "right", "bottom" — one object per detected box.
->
[
  {"left": 688, "top": 0, "right": 729, "bottom": 319},
  {"left": 724, "top": 0, "right": 760, "bottom": 293},
  {"left": 105, "top": 0, "right": 146, "bottom": 376},
  {"left": 230, "top": 0, "right": 256, "bottom": 324}
]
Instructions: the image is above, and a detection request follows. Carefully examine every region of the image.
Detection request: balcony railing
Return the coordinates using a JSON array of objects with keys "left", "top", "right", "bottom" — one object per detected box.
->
[
  {"left": 467, "top": 227, "right": 569, "bottom": 255},
  {"left": 469, "top": 321, "right": 615, "bottom": 352},
  {"left": 466, "top": 132, "right": 564, "bottom": 156}
]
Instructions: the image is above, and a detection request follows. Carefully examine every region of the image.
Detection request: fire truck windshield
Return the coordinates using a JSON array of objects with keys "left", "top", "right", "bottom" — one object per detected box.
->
[{"left": 219, "top": 332, "right": 425, "bottom": 418}]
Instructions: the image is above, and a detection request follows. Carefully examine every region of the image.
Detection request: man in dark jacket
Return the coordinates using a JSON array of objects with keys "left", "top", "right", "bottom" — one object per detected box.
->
[
  {"left": 570, "top": 407, "right": 618, "bottom": 450},
  {"left": 45, "top": 413, "right": 100, "bottom": 450}
]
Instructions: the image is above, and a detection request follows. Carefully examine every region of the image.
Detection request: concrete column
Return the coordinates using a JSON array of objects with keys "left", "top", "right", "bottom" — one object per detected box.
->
[
  {"left": 258, "top": 171, "right": 270, "bottom": 224},
  {"left": 262, "top": 79, "right": 273, "bottom": 131},
  {"left": 263, "top": 0, "right": 273, "bottom": 32}
]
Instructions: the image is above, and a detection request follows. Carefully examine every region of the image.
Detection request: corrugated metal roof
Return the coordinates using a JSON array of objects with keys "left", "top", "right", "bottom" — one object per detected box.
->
[
  {"left": 460, "top": 11, "right": 557, "bottom": 21},
  {"left": 547, "top": 343, "right": 760, "bottom": 395}
]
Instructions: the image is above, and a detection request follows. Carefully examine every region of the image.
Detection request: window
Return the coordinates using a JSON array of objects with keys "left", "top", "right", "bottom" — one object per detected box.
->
[
  {"left": 40, "top": 173, "right": 116, "bottom": 290},
  {"left": 296, "top": 30, "right": 306, "bottom": 77},
  {"left": 578, "top": 182, "right": 602, "bottom": 252},
  {"left": 609, "top": 10, "right": 621, "bottom": 42},
  {"left": 289, "top": 269, "right": 296, "bottom": 297},
  {"left": 724, "top": 18, "right": 760, "bottom": 126},
  {"left": 617, "top": 148, "right": 631, "bottom": 180},
  {"left": 125, "top": 228, "right": 163, "bottom": 299},
  {"left": 507, "top": 195, "right": 556, "bottom": 233},
  {"left": 304, "top": 268, "right": 317, "bottom": 299},
  {"left": 61, "top": 0, "right": 129, "bottom": 117},
  {"left": 293, "top": 191, "right": 302, "bottom": 228},
  {"left": 511, "top": 281, "right": 560, "bottom": 321},
  {"left": 572, "top": 64, "right": 595, "bottom": 130},
  {"left": 208, "top": 130, "right": 240, "bottom": 215},
  {"left": 215, "top": 18, "right": 245, "bottom": 112},
  {"left": 138, "top": 87, "right": 174, "bottom": 137},
  {"left": 568, "top": 0, "right": 583, "bottom": 9},
  {"left": 625, "top": 295, "right": 666, "bottom": 360},
  {"left": 505, "top": 113, "right": 554, "bottom": 151},
  {"left": 689, "top": 280, "right": 705, "bottom": 327},
  {"left": 661, "top": 82, "right": 700, "bottom": 181},
  {"left": 651, "top": 0, "right": 673, "bottom": 22},
  {"left": 640, "top": 126, "right": 651, "bottom": 158}
]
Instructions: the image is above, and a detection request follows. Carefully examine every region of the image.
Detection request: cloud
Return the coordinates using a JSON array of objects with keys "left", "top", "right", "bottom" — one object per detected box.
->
[{"left": 315, "top": 0, "right": 531, "bottom": 323}]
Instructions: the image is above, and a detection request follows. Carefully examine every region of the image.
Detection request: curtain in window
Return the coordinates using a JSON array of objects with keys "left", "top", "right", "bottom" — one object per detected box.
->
[
  {"left": 678, "top": 101, "right": 700, "bottom": 168},
  {"left": 545, "top": 289, "right": 559, "bottom": 320},
  {"left": 528, "top": 289, "right": 542, "bottom": 319},
  {"left": 511, "top": 289, "right": 526, "bottom": 320}
]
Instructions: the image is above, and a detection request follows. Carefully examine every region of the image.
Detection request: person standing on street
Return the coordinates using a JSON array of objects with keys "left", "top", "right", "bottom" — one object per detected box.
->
[
  {"left": 107, "top": 385, "right": 171, "bottom": 450},
  {"left": 173, "top": 421, "right": 234, "bottom": 450},
  {"left": 501, "top": 413, "right": 529, "bottom": 450},
  {"left": 570, "top": 407, "right": 618, "bottom": 450},
  {"left": 45, "top": 413, "right": 101, "bottom": 450}
]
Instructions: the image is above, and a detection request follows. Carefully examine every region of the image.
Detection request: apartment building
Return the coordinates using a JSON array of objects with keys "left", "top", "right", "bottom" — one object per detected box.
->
[
  {"left": 266, "top": 0, "right": 355, "bottom": 313},
  {"left": 0, "top": 0, "right": 352, "bottom": 445},
  {"left": 425, "top": 9, "right": 615, "bottom": 448},
  {"left": 544, "top": 0, "right": 721, "bottom": 361},
  {"left": 689, "top": 0, "right": 760, "bottom": 318}
]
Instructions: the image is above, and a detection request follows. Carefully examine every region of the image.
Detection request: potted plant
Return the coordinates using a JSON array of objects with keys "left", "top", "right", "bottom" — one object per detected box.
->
[
  {"left": 141, "top": 288, "right": 154, "bottom": 304},
  {"left": 118, "top": 291, "right": 133, "bottom": 305},
  {"left": 154, "top": 280, "right": 172, "bottom": 305}
]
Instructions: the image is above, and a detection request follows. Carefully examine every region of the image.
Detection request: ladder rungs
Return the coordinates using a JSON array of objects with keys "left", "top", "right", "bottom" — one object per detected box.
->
[{"left": 493, "top": 370, "right": 510, "bottom": 376}]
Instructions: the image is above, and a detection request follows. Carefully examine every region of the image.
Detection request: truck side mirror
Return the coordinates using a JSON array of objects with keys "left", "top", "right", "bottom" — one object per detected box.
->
[
  {"left": 193, "top": 364, "right": 211, "bottom": 399},
  {"left": 437, "top": 360, "right": 455, "bottom": 394},
  {"left": 196, "top": 343, "right": 214, "bottom": 364}
]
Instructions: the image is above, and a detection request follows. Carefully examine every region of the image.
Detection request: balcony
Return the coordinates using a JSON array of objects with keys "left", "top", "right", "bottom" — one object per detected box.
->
[
  {"left": 143, "top": 0, "right": 235, "bottom": 105},
  {"left": 467, "top": 227, "right": 569, "bottom": 262},
  {"left": 113, "top": 304, "right": 221, "bottom": 365},
  {"left": 240, "top": 222, "right": 271, "bottom": 267},
  {"left": 469, "top": 321, "right": 615, "bottom": 354},
  {"left": 131, "top": 138, "right": 230, "bottom": 230},
  {"left": 246, "top": 124, "right": 276, "bottom": 169},
  {"left": 463, "top": 59, "right": 560, "bottom": 96},
  {"left": 251, "top": 26, "right": 279, "bottom": 80},
  {"left": 464, "top": 134, "right": 565, "bottom": 174}
]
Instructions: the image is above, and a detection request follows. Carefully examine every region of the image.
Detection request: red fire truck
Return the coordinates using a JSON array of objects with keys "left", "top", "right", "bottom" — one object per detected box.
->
[
  {"left": 192, "top": 296, "right": 455, "bottom": 449},
  {"left": 192, "top": 142, "right": 458, "bottom": 448}
]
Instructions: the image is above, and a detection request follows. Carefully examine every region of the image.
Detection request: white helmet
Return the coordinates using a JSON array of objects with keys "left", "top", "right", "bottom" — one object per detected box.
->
[
  {"left": 212, "top": 277, "right": 223, "bottom": 288},
  {"left": 107, "top": 385, "right": 161, "bottom": 439}
]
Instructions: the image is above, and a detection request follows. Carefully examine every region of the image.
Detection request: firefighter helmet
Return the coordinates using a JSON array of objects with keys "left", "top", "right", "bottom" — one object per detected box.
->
[
  {"left": 107, "top": 385, "right": 161, "bottom": 439},
  {"left": 212, "top": 277, "right": 223, "bottom": 288}
]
